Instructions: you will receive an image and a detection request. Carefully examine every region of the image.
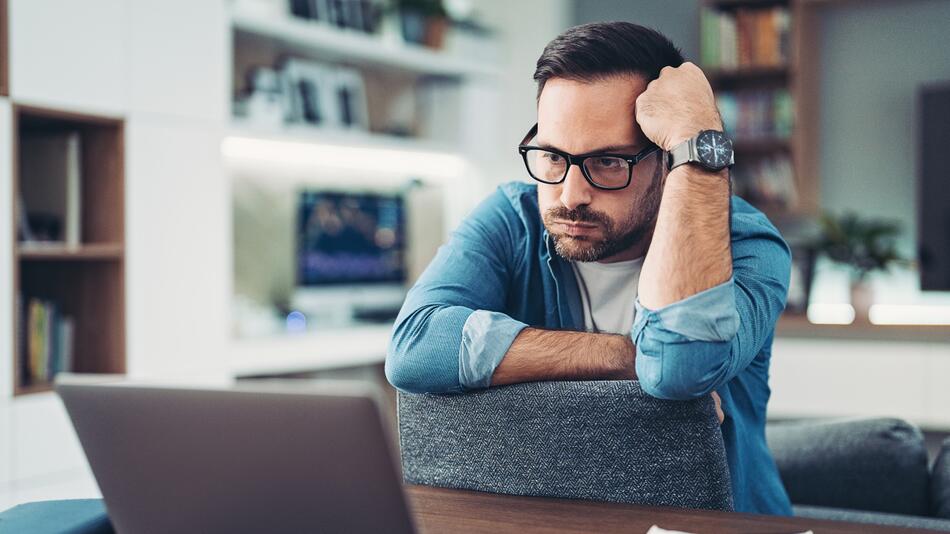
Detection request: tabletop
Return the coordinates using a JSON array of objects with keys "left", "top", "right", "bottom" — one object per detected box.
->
[{"left": 405, "top": 485, "right": 924, "bottom": 534}]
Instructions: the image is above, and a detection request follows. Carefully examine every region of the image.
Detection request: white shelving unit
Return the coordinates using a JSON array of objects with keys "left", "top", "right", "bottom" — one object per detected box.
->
[
  {"left": 230, "top": 8, "right": 501, "bottom": 79},
  {"left": 225, "top": 2, "right": 503, "bottom": 378},
  {"left": 230, "top": 324, "right": 393, "bottom": 377}
]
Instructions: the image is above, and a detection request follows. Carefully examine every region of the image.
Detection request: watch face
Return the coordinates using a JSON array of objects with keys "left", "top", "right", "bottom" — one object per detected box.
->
[{"left": 696, "top": 130, "right": 733, "bottom": 170}]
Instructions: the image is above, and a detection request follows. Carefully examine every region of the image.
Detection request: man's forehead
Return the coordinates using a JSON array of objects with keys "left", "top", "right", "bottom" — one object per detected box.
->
[{"left": 535, "top": 76, "right": 648, "bottom": 153}]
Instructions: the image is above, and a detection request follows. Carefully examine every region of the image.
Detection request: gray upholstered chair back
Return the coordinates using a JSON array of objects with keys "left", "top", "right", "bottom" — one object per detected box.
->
[{"left": 397, "top": 380, "right": 734, "bottom": 511}]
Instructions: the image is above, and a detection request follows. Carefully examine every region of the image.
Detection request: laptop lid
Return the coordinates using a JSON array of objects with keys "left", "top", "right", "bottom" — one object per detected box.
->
[{"left": 55, "top": 375, "right": 415, "bottom": 534}]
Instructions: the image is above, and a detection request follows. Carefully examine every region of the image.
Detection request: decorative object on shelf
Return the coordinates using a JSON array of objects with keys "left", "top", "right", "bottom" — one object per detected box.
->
[
  {"left": 268, "top": 58, "right": 370, "bottom": 131},
  {"left": 388, "top": 0, "right": 448, "bottom": 49},
  {"left": 815, "top": 212, "right": 908, "bottom": 322},
  {"left": 238, "top": 67, "right": 286, "bottom": 128},
  {"left": 331, "top": 67, "right": 370, "bottom": 130},
  {"left": 785, "top": 243, "right": 816, "bottom": 316},
  {"left": 288, "top": 0, "right": 383, "bottom": 34},
  {"left": 18, "top": 130, "right": 83, "bottom": 246}
]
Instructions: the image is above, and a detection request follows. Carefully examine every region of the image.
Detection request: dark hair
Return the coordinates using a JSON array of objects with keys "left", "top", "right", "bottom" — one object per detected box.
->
[{"left": 533, "top": 21, "right": 684, "bottom": 99}]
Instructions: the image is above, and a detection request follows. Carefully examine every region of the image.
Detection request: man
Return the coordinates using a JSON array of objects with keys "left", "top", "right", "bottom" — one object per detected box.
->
[{"left": 386, "top": 21, "right": 793, "bottom": 516}]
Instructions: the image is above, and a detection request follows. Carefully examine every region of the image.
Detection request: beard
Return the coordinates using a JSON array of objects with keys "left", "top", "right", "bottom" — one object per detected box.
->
[{"left": 542, "top": 164, "right": 663, "bottom": 262}]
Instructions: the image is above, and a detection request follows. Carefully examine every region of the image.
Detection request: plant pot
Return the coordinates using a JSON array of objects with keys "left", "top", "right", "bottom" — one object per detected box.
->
[
  {"left": 424, "top": 16, "right": 449, "bottom": 50},
  {"left": 399, "top": 11, "right": 427, "bottom": 45},
  {"left": 850, "top": 280, "right": 874, "bottom": 324}
]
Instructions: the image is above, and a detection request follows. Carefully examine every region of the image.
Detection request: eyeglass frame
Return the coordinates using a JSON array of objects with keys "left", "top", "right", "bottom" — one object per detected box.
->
[{"left": 517, "top": 123, "right": 662, "bottom": 191}]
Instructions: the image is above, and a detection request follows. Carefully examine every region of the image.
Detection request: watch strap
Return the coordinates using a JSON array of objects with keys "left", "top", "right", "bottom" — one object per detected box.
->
[{"left": 666, "top": 137, "right": 695, "bottom": 171}]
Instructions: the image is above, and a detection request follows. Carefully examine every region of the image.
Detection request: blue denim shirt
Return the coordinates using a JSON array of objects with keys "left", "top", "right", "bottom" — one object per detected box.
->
[{"left": 386, "top": 181, "right": 793, "bottom": 516}]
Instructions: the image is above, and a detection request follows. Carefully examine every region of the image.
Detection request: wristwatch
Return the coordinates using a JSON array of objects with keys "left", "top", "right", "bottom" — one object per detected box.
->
[{"left": 666, "top": 129, "right": 735, "bottom": 172}]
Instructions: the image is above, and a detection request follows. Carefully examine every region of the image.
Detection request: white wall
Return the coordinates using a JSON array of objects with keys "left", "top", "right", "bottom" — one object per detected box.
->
[{"left": 474, "top": 0, "right": 572, "bottom": 189}]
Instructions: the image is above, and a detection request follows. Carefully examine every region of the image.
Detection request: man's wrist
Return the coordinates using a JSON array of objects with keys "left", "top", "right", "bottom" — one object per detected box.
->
[
  {"left": 603, "top": 334, "right": 636, "bottom": 380},
  {"left": 666, "top": 163, "right": 730, "bottom": 185}
]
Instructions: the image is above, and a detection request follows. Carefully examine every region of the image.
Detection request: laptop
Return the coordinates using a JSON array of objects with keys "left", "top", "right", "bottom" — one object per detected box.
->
[{"left": 55, "top": 375, "right": 416, "bottom": 534}]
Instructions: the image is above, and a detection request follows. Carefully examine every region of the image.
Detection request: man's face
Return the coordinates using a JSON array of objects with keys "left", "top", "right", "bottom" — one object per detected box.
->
[{"left": 535, "top": 74, "right": 664, "bottom": 263}]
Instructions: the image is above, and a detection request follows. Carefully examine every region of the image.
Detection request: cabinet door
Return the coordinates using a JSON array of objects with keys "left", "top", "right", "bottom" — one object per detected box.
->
[
  {"left": 9, "top": 0, "right": 128, "bottom": 114},
  {"left": 125, "top": 117, "right": 229, "bottom": 380},
  {"left": 11, "top": 393, "right": 88, "bottom": 482},
  {"left": 0, "top": 98, "right": 11, "bottom": 401},
  {"left": 0, "top": 99, "right": 10, "bottom": 496},
  {"left": 128, "top": 0, "right": 227, "bottom": 121}
]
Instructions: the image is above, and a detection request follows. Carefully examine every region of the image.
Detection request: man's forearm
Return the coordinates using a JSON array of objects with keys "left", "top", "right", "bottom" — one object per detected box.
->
[
  {"left": 637, "top": 165, "right": 732, "bottom": 309},
  {"left": 490, "top": 328, "right": 635, "bottom": 386}
]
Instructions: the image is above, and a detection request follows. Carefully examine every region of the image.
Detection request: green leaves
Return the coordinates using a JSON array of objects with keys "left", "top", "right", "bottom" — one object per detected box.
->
[{"left": 816, "top": 211, "right": 907, "bottom": 282}]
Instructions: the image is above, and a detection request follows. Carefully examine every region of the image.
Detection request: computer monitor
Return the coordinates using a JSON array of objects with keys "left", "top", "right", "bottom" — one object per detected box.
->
[{"left": 293, "top": 190, "right": 407, "bottom": 326}]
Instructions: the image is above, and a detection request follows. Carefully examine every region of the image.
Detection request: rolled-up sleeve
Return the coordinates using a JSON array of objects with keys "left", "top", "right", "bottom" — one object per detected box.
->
[
  {"left": 459, "top": 310, "right": 529, "bottom": 388},
  {"left": 632, "top": 213, "right": 791, "bottom": 401},
  {"left": 386, "top": 188, "right": 524, "bottom": 394}
]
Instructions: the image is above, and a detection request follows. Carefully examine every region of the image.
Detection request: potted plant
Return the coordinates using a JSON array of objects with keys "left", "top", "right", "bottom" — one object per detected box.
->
[
  {"left": 815, "top": 212, "right": 908, "bottom": 322},
  {"left": 388, "top": 0, "right": 449, "bottom": 49}
]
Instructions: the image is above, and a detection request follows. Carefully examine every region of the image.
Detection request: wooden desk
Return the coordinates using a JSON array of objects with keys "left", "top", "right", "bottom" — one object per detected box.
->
[{"left": 406, "top": 486, "right": 921, "bottom": 534}]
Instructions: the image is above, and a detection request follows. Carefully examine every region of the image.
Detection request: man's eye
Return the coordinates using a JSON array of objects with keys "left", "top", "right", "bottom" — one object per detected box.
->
[
  {"left": 543, "top": 152, "right": 564, "bottom": 163},
  {"left": 593, "top": 157, "right": 622, "bottom": 169}
]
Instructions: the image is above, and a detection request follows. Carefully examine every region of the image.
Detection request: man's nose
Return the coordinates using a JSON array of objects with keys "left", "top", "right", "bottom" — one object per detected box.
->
[{"left": 559, "top": 164, "right": 594, "bottom": 211}]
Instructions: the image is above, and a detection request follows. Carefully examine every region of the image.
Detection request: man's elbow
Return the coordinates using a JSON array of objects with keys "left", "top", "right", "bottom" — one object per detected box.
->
[
  {"left": 636, "top": 339, "right": 732, "bottom": 401},
  {"left": 384, "top": 353, "right": 431, "bottom": 394}
]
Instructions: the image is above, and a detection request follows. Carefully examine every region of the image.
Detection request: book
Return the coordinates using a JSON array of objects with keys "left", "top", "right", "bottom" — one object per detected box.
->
[
  {"left": 22, "top": 298, "right": 75, "bottom": 384},
  {"left": 700, "top": 6, "right": 790, "bottom": 71}
]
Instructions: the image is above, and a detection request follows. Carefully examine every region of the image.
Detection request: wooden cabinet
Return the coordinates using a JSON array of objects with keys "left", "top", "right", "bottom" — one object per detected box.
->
[{"left": 12, "top": 106, "right": 125, "bottom": 396}]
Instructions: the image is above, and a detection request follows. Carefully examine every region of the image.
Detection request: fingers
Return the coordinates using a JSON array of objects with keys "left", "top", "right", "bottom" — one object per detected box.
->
[{"left": 711, "top": 391, "right": 725, "bottom": 425}]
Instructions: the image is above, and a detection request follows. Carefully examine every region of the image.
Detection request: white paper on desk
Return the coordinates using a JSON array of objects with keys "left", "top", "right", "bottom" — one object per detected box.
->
[
  {"left": 647, "top": 526, "right": 813, "bottom": 534},
  {"left": 647, "top": 526, "right": 695, "bottom": 534}
]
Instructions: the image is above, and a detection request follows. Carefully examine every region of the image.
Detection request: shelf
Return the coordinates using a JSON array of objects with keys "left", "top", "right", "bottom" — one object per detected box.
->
[
  {"left": 18, "top": 242, "right": 123, "bottom": 261},
  {"left": 708, "top": 0, "right": 790, "bottom": 10},
  {"left": 13, "top": 382, "right": 54, "bottom": 396},
  {"left": 228, "top": 119, "right": 458, "bottom": 155},
  {"left": 230, "top": 9, "right": 500, "bottom": 80},
  {"left": 776, "top": 314, "right": 950, "bottom": 343},
  {"left": 733, "top": 137, "right": 791, "bottom": 154},
  {"left": 230, "top": 323, "right": 393, "bottom": 377},
  {"left": 707, "top": 66, "right": 790, "bottom": 87},
  {"left": 13, "top": 105, "right": 126, "bottom": 397}
]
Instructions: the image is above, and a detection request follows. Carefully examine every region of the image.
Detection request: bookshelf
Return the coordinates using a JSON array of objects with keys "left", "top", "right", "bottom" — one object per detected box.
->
[
  {"left": 0, "top": 0, "right": 7, "bottom": 96},
  {"left": 700, "top": 0, "right": 819, "bottom": 224},
  {"left": 12, "top": 105, "right": 125, "bottom": 396}
]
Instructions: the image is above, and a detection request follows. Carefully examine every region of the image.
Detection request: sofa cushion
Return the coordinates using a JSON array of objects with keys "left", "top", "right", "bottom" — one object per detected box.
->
[
  {"left": 0, "top": 499, "right": 114, "bottom": 534},
  {"left": 398, "top": 380, "right": 733, "bottom": 511},
  {"left": 933, "top": 436, "right": 950, "bottom": 519},
  {"left": 767, "top": 417, "right": 929, "bottom": 516},
  {"left": 794, "top": 505, "right": 950, "bottom": 532}
]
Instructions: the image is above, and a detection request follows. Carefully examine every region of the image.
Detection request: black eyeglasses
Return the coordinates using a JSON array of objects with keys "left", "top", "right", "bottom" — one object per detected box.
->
[{"left": 517, "top": 123, "right": 661, "bottom": 190}]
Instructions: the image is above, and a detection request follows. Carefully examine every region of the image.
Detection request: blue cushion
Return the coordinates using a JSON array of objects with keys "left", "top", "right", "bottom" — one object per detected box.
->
[{"left": 0, "top": 499, "right": 113, "bottom": 534}]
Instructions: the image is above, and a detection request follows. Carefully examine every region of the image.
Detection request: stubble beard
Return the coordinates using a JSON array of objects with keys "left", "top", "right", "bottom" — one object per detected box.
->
[{"left": 543, "top": 163, "right": 663, "bottom": 262}]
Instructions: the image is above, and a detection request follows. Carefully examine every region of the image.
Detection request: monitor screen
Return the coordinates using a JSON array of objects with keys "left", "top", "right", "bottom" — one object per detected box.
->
[{"left": 297, "top": 190, "right": 405, "bottom": 286}]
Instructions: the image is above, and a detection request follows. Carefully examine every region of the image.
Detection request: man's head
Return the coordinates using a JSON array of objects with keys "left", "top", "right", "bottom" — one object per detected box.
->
[{"left": 531, "top": 22, "right": 683, "bottom": 263}]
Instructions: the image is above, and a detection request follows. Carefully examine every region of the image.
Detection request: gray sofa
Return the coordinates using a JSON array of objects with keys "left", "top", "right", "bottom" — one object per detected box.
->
[
  {"left": 399, "top": 380, "right": 950, "bottom": 531},
  {"left": 767, "top": 417, "right": 950, "bottom": 531}
]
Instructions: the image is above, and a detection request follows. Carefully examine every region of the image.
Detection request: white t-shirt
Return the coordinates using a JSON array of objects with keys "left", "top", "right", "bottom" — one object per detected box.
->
[{"left": 571, "top": 257, "right": 644, "bottom": 334}]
